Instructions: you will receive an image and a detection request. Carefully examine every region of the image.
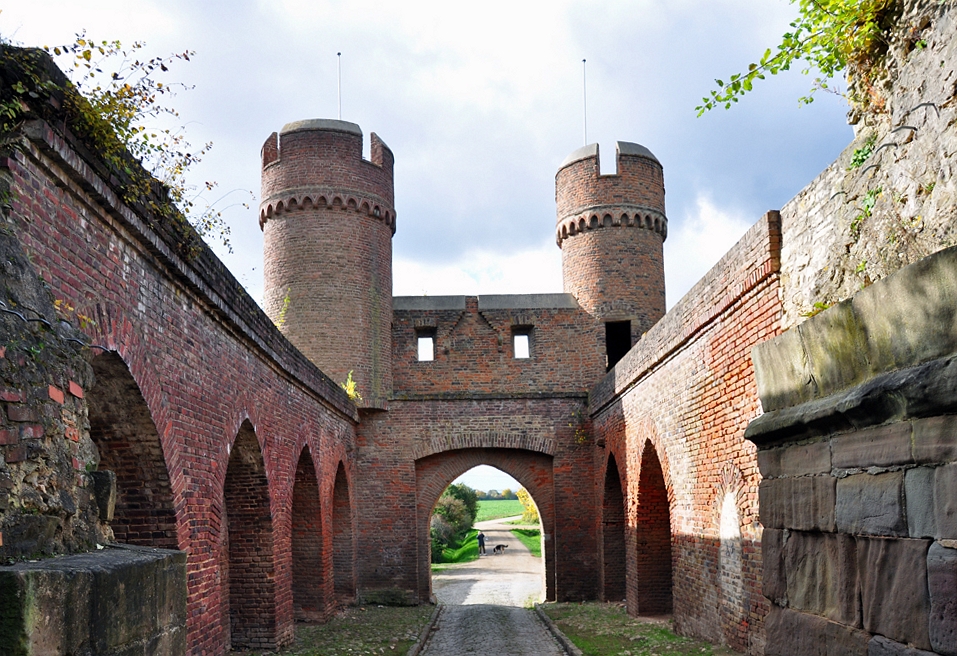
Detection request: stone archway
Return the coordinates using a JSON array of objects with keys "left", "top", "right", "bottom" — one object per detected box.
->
[
  {"left": 602, "top": 453, "right": 626, "bottom": 602},
  {"left": 223, "top": 421, "right": 276, "bottom": 650},
  {"left": 88, "top": 351, "right": 177, "bottom": 549},
  {"left": 635, "top": 439, "right": 673, "bottom": 614},
  {"left": 414, "top": 448, "right": 555, "bottom": 602}
]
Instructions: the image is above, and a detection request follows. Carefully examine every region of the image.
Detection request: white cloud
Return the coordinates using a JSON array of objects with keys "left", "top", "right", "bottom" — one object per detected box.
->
[
  {"left": 393, "top": 240, "right": 562, "bottom": 297},
  {"left": 664, "top": 195, "right": 753, "bottom": 308}
]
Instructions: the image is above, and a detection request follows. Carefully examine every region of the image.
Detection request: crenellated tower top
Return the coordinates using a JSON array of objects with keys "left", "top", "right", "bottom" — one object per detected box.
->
[{"left": 555, "top": 141, "right": 667, "bottom": 369}]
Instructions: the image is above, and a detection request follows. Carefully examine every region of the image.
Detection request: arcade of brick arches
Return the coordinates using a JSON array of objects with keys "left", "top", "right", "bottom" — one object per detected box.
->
[{"left": 3, "top": 4, "right": 957, "bottom": 653}]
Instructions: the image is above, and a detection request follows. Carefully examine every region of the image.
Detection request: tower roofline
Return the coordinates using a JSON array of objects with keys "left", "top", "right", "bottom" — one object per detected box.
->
[
  {"left": 280, "top": 118, "right": 362, "bottom": 136},
  {"left": 558, "top": 141, "right": 660, "bottom": 173}
]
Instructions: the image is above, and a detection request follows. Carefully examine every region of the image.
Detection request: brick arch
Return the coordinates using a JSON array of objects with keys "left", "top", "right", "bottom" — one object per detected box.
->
[
  {"left": 88, "top": 350, "right": 178, "bottom": 549},
  {"left": 291, "top": 445, "right": 324, "bottom": 622},
  {"left": 222, "top": 420, "right": 278, "bottom": 650},
  {"left": 332, "top": 460, "right": 356, "bottom": 603},
  {"left": 414, "top": 448, "right": 555, "bottom": 602},
  {"left": 634, "top": 438, "right": 673, "bottom": 614},
  {"left": 601, "top": 452, "right": 626, "bottom": 602}
]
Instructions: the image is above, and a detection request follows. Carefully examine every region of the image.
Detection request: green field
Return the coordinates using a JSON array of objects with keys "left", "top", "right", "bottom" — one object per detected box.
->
[
  {"left": 475, "top": 499, "right": 524, "bottom": 522},
  {"left": 510, "top": 528, "right": 542, "bottom": 557}
]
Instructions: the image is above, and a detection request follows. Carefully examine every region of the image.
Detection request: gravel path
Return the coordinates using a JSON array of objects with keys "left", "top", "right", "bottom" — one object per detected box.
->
[{"left": 422, "top": 516, "right": 566, "bottom": 656}]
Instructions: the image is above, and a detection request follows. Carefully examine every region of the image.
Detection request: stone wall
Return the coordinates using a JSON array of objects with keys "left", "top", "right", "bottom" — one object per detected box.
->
[
  {"left": 589, "top": 211, "right": 783, "bottom": 654},
  {"left": 780, "top": 0, "right": 957, "bottom": 328},
  {"left": 747, "top": 245, "right": 957, "bottom": 655}
]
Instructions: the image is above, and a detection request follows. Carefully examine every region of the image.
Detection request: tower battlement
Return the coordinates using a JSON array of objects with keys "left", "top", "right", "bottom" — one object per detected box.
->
[
  {"left": 555, "top": 141, "right": 666, "bottom": 245},
  {"left": 260, "top": 119, "right": 395, "bottom": 407},
  {"left": 555, "top": 140, "right": 667, "bottom": 347},
  {"left": 259, "top": 119, "right": 395, "bottom": 233}
]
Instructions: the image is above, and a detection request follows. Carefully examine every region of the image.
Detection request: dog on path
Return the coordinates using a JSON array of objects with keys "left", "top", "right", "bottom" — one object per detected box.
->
[{"left": 492, "top": 544, "right": 508, "bottom": 554}]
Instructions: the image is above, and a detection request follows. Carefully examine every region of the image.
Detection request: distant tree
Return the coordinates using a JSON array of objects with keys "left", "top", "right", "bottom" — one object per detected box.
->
[
  {"left": 517, "top": 488, "right": 539, "bottom": 524},
  {"left": 443, "top": 483, "right": 478, "bottom": 527}
]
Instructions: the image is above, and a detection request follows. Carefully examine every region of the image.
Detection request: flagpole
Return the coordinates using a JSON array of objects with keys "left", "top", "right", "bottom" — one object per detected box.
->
[
  {"left": 582, "top": 58, "right": 587, "bottom": 146},
  {"left": 337, "top": 52, "right": 342, "bottom": 120}
]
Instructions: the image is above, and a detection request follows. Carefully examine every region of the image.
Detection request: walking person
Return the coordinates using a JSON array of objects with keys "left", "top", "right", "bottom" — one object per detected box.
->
[{"left": 477, "top": 531, "right": 486, "bottom": 555}]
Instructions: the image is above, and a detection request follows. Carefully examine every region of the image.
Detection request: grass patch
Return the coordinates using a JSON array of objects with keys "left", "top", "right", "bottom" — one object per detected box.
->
[
  {"left": 541, "top": 603, "right": 737, "bottom": 656},
  {"left": 278, "top": 605, "right": 434, "bottom": 656},
  {"left": 510, "top": 528, "right": 542, "bottom": 557},
  {"left": 476, "top": 499, "right": 524, "bottom": 522},
  {"left": 432, "top": 529, "right": 478, "bottom": 569}
]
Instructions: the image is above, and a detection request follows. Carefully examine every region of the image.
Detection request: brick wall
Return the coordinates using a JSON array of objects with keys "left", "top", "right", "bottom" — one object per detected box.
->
[
  {"left": 292, "top": 447, "right": 324, "bottom": 621},
  {"left": 601, "top": 454, "right": 627, "bottom": 602},
  {"left": 2, "top": 105, "right": 358, "bottom": 654},
  {"left": 590, "top": 212, "right": 782, "bottom": 654}
]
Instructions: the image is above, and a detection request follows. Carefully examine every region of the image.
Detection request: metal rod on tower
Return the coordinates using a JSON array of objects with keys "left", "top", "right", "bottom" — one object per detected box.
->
[
  {"left": 582, "top": 58, "right": 587, "bottom": 146},
  {"left": 337, "top": 52, "right": 342, "bottom": 120}
]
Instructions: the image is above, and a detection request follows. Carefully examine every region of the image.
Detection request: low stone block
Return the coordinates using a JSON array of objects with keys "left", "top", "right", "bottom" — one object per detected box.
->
[
  {"left": 765, "top": 605, "right": 827, "bottom": 656},
  {"left": 912, "top": 415, "right": 957, "bottom": 464},
  {"left": 837, "top": 472, "right": 906, "bottom": 537},
  {"left": 760, "top": 476, "right": 836, "bottom": 532},
  {"left": 927, "top": 542, "right": 957, "bottom": 656},
  {"left": 906, "top": 467, "right": 937, "bottom": 539},
  {"left": 832, "top": 423, "right": 912, "bottom": 469},
  {"left": 825, "top": 621, "right": 870, "bottom": 656},
  {"left": 868, "top": 635, "right": 938, "bottom": 656},
  {"left": 786, "top": 531, "right": 860, "bottom": 626},
  {"left": 858, "top": 537, "right": 932, "bottom": 650},
  {"left": 763, "top": 528, "right": 787, "bottom": 605},
  {"left": 759, "top": 441, "right": 831, "bottom": 478},
  {"left": 937, "top": 464, "right": 957, "bottom": 539},
  {"left": 0, "top": 546, "right": 186, "bottom": 656}
]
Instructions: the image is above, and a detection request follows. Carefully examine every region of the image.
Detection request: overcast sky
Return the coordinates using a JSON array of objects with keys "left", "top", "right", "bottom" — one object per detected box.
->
[{"left": 4, "top": 1, "right": 854, "bottom": 493}]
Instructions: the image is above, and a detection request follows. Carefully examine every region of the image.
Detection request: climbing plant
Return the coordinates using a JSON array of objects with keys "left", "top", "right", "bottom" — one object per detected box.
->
[
  {"left": 696, "top": 0, "right": 898, "bottom": 115},
  {"left": 0, "top": 33, "right": 245, "bottom": 251}
]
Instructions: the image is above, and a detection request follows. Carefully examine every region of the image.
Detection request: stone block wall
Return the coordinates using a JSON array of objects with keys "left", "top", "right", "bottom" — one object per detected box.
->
[
  {"left": 779, "top": 0, "right": 957, "bottom": 328},
  {"left": 589, "top": 211, "right": 783, "bottom": 654},
  {"left": 0, "top": 545, "right": 186, "bottom": 656},
  {"left": 747, "top": 245, "right": 957, "bottom": 655}
]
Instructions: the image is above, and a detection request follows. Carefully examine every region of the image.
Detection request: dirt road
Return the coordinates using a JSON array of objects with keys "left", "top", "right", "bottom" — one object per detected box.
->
[{"left": 422, "top": 516, "right": 566, "bottom": 655}]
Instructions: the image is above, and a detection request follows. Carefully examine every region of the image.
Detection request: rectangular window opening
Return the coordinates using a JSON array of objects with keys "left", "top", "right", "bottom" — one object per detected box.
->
[
  {"left": 513, "top": 330, "right": 531, "bottom": 359},
  {"left": 605, "top": 320, "right": 631, "bottom": 371},
  {"left": 416, "top": 330, "right": 435, "bottom": 362}
]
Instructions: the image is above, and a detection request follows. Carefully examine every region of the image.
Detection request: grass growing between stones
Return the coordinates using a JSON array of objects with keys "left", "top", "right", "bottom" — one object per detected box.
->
[
  {"left": 510, "top": 528, "right": 542, "bottom": 557},
  {"left": 541, "top": 603, "right": 738, "bottom": 656},
  {"left": 277, "top": 605, "right": 435, "bottom": 656},
  {"left": 475, "top": 499, "right": 524, "bottom": 521}
]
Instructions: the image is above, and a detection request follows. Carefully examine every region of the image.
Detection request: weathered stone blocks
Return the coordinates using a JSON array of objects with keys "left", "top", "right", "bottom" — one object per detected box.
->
[
  {"left": 758, "top": 440, "right": 831, "bottom": 478},
  {"left": 857, "top": 537, "right": 931, "bottom": 650},
  {"left": 836, "top": 472, "right": 906, "bottom": 537},
  {"left": 927, "top": 542, "right": 957, "bottom": 656},
  {"left": 785, "top": 531, "right": 860, "bottom": 626},
  {"left": 760, "top": 476, "right": 836, "bottom": 531}
]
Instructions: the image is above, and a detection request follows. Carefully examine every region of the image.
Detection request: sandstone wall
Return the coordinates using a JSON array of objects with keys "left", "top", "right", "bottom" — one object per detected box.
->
[
  {"left": 747, "top": 245, "right": 957, "bottom": 655},
  {"left": 780, "top": 0, "right": 957, "bottom": 328}
]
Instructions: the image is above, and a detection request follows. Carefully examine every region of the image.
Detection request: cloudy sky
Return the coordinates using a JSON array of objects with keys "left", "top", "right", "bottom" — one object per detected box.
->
[{"left": 4, "top": 1, "right": 854, "bottom": 493}]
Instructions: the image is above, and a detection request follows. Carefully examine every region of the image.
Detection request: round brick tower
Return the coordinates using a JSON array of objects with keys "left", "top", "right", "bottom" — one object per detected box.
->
[
  {"left": 260, "top": 119, "right": 395, "bottom": 408},
  {"left": 555, "top": 141, "right": 667, "bottom": 368}
]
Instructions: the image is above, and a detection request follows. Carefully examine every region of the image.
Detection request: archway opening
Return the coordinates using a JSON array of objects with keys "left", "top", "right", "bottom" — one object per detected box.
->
[
  {"left": 429, "top": 464, "right": 546, "bottom": 607},
  {"left": 292, "top": 447, "right": 324, "bottom": 621},
  {"left": 88, "top": 352, "right": 177, "bottom": 549},
  {"left": 332, "top": 461, "right": 355, "bottom": 604},
  {"left": 602, "top": 454, "right": 626, "bottom": 602},
  {"left": 635, "top": 441, "right": 672, "bottom": 614},
  {"left": 223, "top": 421, "right": 276, "bottom": 650}
]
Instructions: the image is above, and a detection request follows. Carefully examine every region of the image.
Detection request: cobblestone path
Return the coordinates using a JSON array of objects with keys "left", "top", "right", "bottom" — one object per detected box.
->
[{"left": 423, "top": 516, "right": 566, "bottom": 655}]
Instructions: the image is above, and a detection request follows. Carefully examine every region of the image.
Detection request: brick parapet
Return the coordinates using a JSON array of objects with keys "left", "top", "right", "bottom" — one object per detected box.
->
[
  {"left": 590, "top": 210, "right": 782, "bottom": 412},
  {"left": 13, "top": 119, "right": 357, "bottom": 422}
]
